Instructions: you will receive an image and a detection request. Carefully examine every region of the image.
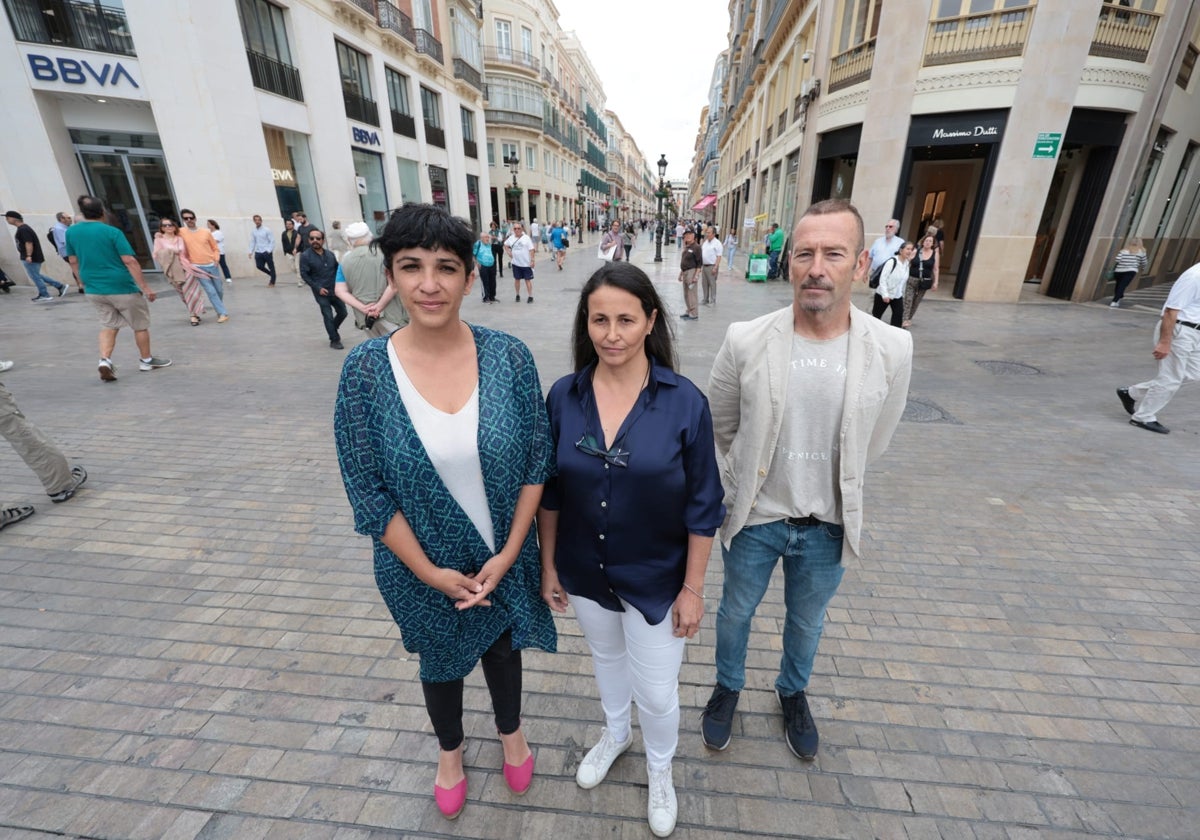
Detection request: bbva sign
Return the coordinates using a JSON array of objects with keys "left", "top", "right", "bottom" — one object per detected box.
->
[{"left": 27, "top": 54, "right": 140, "bottom": 89}]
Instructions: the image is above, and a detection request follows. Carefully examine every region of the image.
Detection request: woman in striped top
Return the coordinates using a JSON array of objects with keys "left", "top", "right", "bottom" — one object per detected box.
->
[{"left": 1111, "top": 237, "right": 1148, "bottom": 307}]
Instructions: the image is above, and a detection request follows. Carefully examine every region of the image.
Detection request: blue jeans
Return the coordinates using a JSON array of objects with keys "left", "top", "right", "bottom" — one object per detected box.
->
[
  {"left": 715, "top": 519, "right": 845, "bottom": 696},
  {"left": 767, "top": 250, "right": 781, "bottom": 279},
  {"left": 194, "top": 263, "right": 228, "bottom": 316},
  {"left": 23, "top": 262, "right": 65, "bottom": 297}
]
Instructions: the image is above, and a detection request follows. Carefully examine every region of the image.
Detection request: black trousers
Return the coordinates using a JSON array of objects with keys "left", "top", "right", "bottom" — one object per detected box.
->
[
  {"left": 254, "top": 252, "right": 277, "bottom": 283},
  {"left": 491, "top": 243, "right": 505, "bottom": 276},
  {"left": 478, "top": 263, "right": 497, "bottom": 301},
  {"left": 1112, "top": 270, "right": 1137, "bottom": 303},
  {"left": 872, "top": 292, "right": 904, "bottom": 327},
  {"left": 312, "top": 291, "right": 348, "bottom": 341},
  {"left": 421, "top": 631, "right": 522, "bottom": 751}
]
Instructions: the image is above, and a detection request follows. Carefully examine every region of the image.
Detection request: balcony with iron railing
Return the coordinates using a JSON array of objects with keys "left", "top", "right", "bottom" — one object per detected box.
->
[
  {"left": 390, "top": 109, "right": 416, "bottom": 138},
  {"left": 6, "top": 0, "right": 136, "bottom": 56},
  {"left": 454, "top": 58, "right": 484, "bottom": 91},
  {"left": 343, "top": 88, "right": 380, "bottom": 127},
  {"left": 246, "top": 49, "right": 304, "bottom": 102},
  {"left": 424, "top": 123, "right": 445, "bottom": 148},
  {"left": 485, "top": 109, "right": 542, "bottom": 130},
  {"left": 374, "top": 0, "right": 414, "bottom": 44},
  {"left": 1090, "top": 3, "right": 1160, "bottom": 62},
  {"left": 414, "top": 28, "right": 443, "bottom": 63},
  {"left": 341, "top": 0, "right": 376, "bottom": 17},
  {"left": 463, "top": 138, "right": 477, "bottom": 159},
  {"left": 483, "top": 45, "right": 539, "bottom": 74},
  {"left": 923, "top": 5, "right": 1034, "bottom": 66},
  {"left": 829, "top": 38, "right": 876, "bottom": 92}
]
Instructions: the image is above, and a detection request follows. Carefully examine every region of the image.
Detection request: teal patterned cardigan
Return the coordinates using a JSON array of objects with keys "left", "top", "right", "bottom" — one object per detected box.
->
[{"left": 334, "top": 326, "right": 557, "bottom": 682}]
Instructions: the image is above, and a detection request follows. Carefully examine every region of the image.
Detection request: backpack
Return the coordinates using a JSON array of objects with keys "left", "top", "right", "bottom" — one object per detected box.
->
[
  {"left": 46, "top": 227, "right": 57, "bottom": 251},
  {"left": 869, "top": 257, "right": 896, "bottom": 290}
]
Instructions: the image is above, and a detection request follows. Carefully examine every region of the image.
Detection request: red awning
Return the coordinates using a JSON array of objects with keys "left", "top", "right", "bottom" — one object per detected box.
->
[{"left": 691, "top": 194, "right": 717, "bottom": 211}]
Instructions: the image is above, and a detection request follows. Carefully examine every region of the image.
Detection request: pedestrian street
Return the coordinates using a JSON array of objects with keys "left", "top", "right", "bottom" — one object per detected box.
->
[{"left": 0, "top": 236, "right": 1197, "bottom": 839}]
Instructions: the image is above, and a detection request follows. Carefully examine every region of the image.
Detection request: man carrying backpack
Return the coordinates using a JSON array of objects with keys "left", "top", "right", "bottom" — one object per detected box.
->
[{"left": 867, "top": 218, "right": 902, "bottom": 283}]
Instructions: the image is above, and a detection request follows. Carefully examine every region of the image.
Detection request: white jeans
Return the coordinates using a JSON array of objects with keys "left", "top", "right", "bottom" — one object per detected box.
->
[
  {"left": 1130, "top": 323, "right": 1200, "bottom": 422},
  {"left": 572, "top": 595, "right": 684, "bottom": 772}
]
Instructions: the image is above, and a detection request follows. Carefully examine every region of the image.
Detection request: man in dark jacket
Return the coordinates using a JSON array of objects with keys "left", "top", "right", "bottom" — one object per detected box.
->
[{"left": 298, "top": 228, "right": 347, "bottom": 350}]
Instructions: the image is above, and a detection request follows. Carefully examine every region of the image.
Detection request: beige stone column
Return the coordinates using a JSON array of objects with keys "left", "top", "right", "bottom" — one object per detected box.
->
[{"left": 966, "top": 4, "right": 1097, "bottom": 302}]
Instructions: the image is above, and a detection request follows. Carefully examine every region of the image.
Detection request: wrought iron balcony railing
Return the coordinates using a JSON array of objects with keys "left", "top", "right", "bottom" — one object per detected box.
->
[
  {"left": 246, "top": 49, "right": 304, "bottom": 102},
  {"left": 454, "top": 58, "right": 484, "bottom": 91},
  {"left": 414, "top": 28, "right": 443, "bottom": 63},
  {"left": 7, "top": 0, "right": 136, "bottom": 56},
  {"left": 391, "top": 109, "right": 416, "bottom": 138},
  {"left": 343, "top": 88, "right": 380, "bottom": 127}
]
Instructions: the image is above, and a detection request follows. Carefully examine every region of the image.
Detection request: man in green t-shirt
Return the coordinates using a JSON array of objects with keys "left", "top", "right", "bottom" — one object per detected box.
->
[
  {"left": 64, "top": 196, "right": 171, "bottom": 382},
  {"left": 766, "top": 223, "right": 785, "bottom": 280}
]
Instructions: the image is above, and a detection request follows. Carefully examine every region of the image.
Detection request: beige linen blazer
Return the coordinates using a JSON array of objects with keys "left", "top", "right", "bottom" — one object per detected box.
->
[{"left": 708, "top": 304, "right": 912, "bottom": 558}]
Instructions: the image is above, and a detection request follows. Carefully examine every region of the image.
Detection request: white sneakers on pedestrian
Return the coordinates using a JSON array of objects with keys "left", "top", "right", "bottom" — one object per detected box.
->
[
  {"left": 647, "top": 764, "right": 678, "bottom": 837},
  {"left": 0, "top": 360, "right": 13, "bottom": 372},
  {"left": 575, "top": 728, "right": 632, "bottom": 789}
]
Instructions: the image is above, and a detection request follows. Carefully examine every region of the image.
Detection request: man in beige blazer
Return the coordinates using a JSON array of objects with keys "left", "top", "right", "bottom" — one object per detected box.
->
[{"left": 701, "top": 199, "right": 912, "bottom": 761}]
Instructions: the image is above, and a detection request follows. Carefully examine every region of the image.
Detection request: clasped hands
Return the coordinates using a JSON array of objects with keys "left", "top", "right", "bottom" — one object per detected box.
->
[{"left": 432, "top": 554, "right": 513, "bottom": 610}]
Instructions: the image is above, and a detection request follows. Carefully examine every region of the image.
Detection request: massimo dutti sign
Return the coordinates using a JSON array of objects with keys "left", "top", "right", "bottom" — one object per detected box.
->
[{"left": 908, "top": 110, "right": 1008, "bottom": 148}]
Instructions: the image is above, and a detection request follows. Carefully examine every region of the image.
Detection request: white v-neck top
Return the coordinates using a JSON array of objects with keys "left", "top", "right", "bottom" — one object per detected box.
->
[{"left": 387, "top": 340, "right": 495, "bottom": 552}]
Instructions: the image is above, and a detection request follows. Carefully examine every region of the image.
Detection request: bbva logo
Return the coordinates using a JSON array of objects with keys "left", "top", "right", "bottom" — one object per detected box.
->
[
  {"left": 28, "top": 54, "right": 140, "bottom": 88},
  {"left": 352, "top": 127, "right": 381, "bottom": 146}
]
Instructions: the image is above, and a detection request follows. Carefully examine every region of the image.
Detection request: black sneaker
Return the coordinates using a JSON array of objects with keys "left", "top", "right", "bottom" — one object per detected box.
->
[
  {"left": 778, "top": 689, "right": 818, "bottom": 760},
  {"left": 1116, "top": 387, "right": 1135, "bottom": 416},
  {"left": 701, "top": 684, "right": 740, "bottom": 750}
]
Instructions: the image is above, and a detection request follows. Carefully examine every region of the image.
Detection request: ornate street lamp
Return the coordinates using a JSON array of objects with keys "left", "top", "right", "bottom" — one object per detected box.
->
[
  {"left": 653, "top": 154, "right": 668, "bottom": 263},
  {"left": 576, "top": 178, "right": 584, "bottom": 244},
  {"left": 504, "top": 154, "right": 522, "bottom": 221}
]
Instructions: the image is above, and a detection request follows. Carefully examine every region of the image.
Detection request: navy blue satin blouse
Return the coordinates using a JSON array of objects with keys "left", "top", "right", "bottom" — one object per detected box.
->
[{"left": 542, "top": 359, "right": 726, "bottom": 624}]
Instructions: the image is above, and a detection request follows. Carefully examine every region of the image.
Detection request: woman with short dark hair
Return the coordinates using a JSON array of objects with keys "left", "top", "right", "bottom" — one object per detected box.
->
[{"left": 335, "top": 203, "right": 556, "bottom": 820}]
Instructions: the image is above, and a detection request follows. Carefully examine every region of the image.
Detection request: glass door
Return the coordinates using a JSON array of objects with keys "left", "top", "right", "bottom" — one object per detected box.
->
[{"left": 76, "top": 147, "right": 176, "bottom": 269}]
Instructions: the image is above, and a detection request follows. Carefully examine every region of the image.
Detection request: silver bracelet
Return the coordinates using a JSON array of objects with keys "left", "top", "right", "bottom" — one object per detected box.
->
[{"left": 682, "top": 582, "right": 705, "bottom": 600}]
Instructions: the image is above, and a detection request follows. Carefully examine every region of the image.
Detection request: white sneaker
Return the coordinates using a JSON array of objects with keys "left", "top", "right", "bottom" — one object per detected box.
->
[
  {"left": 1110, "top": 301, "right": 1121, "bottom": 307},
  {"left": 0, "top": 360, "right": 13, "bottom": 372},
  {"left": 647, "top": 764, "right": 677, "bottom": 837},
  {"left": 575, "top": 728, "right": 633, "bottom": 789}
]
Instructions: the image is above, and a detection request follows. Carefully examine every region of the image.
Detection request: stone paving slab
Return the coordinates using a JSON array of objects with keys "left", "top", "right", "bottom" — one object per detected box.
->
[{"left": 0, "top": 234, "right": 1197, "bottom": 838}]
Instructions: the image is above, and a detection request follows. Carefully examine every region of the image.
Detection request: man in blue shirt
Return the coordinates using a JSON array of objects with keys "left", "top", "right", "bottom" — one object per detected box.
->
[
  {"left": 549, "top": 221, "right": 567, "bottom": 270},
  {"left": 247, "top": 214, "right": 277, "bottom": 286}
]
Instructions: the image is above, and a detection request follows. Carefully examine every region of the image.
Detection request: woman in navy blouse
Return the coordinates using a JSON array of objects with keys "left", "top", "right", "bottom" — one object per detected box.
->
[
  {"left": 335, "top": 204, "right": 555, "bottom": 820},
  {"left": 538, "top": 262, "right": 724, "bottom": 838}
]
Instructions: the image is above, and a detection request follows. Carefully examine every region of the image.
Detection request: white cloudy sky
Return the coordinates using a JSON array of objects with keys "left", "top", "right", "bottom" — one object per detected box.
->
[{"left": 557, "top": 1, "right": 731, "bottom": 186}]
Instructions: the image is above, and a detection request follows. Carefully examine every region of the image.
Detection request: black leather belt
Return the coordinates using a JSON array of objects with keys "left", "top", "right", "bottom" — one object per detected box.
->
[
  {"left": 785, "top": 515, "right": 821, "bottom": 527},
  {"left": 1179, "top": 321, "right": 1200, "bottom": 330}
]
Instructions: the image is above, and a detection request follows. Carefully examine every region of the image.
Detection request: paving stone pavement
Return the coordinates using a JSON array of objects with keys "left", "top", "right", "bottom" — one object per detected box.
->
[{"left": 0, "top": 234, "right": 1197, "bottom": 840}]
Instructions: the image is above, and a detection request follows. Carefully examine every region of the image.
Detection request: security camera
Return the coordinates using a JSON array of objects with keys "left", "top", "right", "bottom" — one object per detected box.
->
[{"left": 802, "top": 51, "right": 813, "bottom": 63}]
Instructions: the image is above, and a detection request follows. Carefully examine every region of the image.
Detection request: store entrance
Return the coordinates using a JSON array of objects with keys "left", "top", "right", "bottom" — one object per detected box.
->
[{"left": 72, "top": 132, "right": 177, "bottom": 270}]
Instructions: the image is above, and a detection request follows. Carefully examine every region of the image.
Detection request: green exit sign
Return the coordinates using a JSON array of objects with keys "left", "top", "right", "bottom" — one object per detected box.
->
[{"left": 1033, "top": 132, "right": 1062, "bottom": 159}]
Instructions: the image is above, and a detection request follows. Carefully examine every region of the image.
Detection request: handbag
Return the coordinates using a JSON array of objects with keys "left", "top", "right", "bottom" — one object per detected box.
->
[
  {"left": 598, "top": 242, "right": 617, "bottom": 261},
  {"left": 563, "top": 236, "right": 569, "bottom": 249},
  {"left": 917, "top": 258, "right": 933, "bottom": 291}
]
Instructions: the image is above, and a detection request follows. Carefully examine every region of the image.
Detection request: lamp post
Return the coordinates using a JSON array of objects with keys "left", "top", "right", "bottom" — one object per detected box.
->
[
  {"left": 576, "top": 179, "right": 584, "bottom": 244},
  {"left": 504, "top": 154, "right": 522, "bottom": 222},
  {"left": 653, "top": 154, "right": 668, "bottom": 263}
]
